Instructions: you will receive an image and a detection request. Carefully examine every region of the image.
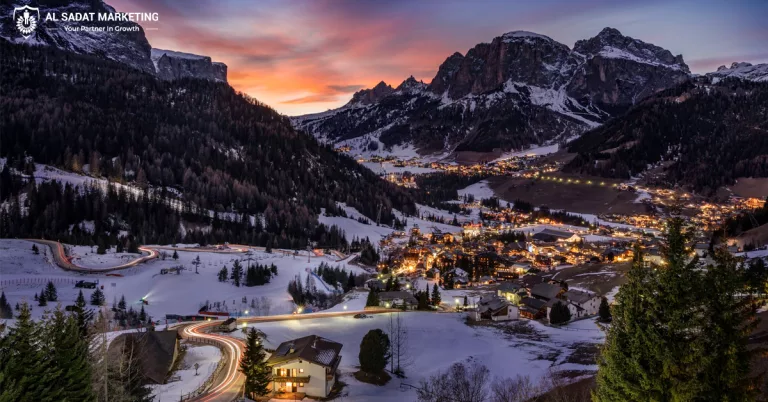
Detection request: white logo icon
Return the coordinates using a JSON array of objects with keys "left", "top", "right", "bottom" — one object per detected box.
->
[{"left": 13, "top": 5, "right": 40, "bottom": 40}]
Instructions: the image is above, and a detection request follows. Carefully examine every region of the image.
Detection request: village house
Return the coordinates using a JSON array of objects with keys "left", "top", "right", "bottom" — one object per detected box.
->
[
  {"left": 267, "top": 335, "right": 343, "bottom": 398},
  {"left": 532, "top": 228, "right": 582, "bottom": 243},
  {"left": 530, "top": 282, "right": 565, "bottom": 302},
  {"left": 467, "top": 294, "right": 519, "bottom": 322},
  {"left": 378, "top": 291, "right": 418, "bottom": 310},
  {"left": 520, "top": 297, "right": 548, "bottom": 319},
  {"left": 563, "top": 289, "right": 601, "bottom": 318},
  {"left": 497, "top": 282, "right": 526, "bottom": 304}
]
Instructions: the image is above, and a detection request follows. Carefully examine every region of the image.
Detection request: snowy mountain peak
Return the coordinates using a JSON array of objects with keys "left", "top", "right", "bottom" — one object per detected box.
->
[
  {"left": 501, "top": 31, "right": 554, "bottom": 43},
  {"left": 574, "top": 27, "right": 690, "bottom": 73},
  {"left": 395, "top": 76, "right": 427, "bottom": 93},
  {"left": 350, "top": 81, "right": 395, "bottom": 105},
  {"left": 709, "top": 62, "right": 768, "bottom": 82}
]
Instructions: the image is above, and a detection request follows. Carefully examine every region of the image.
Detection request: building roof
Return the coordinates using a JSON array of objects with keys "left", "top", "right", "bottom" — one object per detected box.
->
[
  {"left": 535, "top": 228, "right": 577, "bottom": 239},
  {"left": 531, "top": 283, "right": 563, "bottom": 300},
  {"left": 518, "top": 274, "right": 544, "bottom": 288},
  {"left": 564, "top": 289, "right": 598, "bottom": 305},
  {"left": 267, "top": 335, "right": 343, "bottom": 369},
  {"left": 477, "top": 295, "right": 511, "bottom": 314},
  {"left": 378, "top": 291, "right": 418, "bottom": 305},
  {"left": 109, "top": 330, "right": 180, "bottom": 384},
  {"left": 521, "top": 297, "right": 547, "bottom": 310},
  {"left": 497, "top": 282, "right": 522, "bottom": 292}
]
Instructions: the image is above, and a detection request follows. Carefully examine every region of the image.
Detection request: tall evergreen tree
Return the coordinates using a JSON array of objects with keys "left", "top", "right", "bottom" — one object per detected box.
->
[
  {"left": 240, "top": 328, "right": 271, "bottom": 398},
  {"left": 44, "top": 281, "right": 57, "bottom": 302},
  {"left": 598, "top": 297, "right": 612, "bottom": 323},
  {"left": 0, "top": 303, "right": 47, "bottom": 400},
  {"left": 44, "top": 308, "right": 95, "bottom": 401},
  {"left": 431, "top": 284, "right": 441, "bottom": 306},
  {"left": 90, "top": 288, "right": 105, "bottom": 306},
  {"left": 0, "top": 291, "right": 12, "bottom": 319},
  {"left": 593, "top": 219, "right": 756, "bottom": 401}
]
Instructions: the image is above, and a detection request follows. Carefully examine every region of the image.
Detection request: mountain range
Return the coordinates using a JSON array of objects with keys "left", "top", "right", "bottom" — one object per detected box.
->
[{"left": 293, "top": 28, "right": 766, "bottom": 158}]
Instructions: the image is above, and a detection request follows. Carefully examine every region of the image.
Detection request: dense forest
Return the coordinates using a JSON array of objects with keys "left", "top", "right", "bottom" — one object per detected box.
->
[
  {"left": 0, "top": 39, "right": 418, "bottom": 246},
  {"left": 565, "top": 79, "right": 768, "bottom": 193}
]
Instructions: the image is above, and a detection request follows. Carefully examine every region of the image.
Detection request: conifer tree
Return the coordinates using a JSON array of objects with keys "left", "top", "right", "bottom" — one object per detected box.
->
[
  {"left": 548, "top": 301, "right": 571, "bottom": 325},
  {"left": 45, "top": 281, "right": 58, "bottom": 302},
  {"left": 117, "top": 294, "right": 126, "bottom": 310},
  {"left": 696, "top": 249, "right": 760, "bottom": 399},
  {"left": 0, "top": 291, "right": 12, "bottom": 319},
  {"left": 90, "top": 288, "right": 105, "bottom": 306},
  {"left": 0, "top": 303, "right": 47, "bottom": 399},
  {"left": 431, "top": 284, "right": 441, "bottom": 306},
  {"left": 366, "top": 290, "right": 380, "bottom": 307},
  {"left": 598, "top": 297, "right": 611, "bottom": 323},
  {"left": 240, "top": 328, "right": 271, "bottom": 398},
  {"left": 38, "top": 290, "right": 48, "bottom": 306},
  {"left": 45, "top": 307, "right": 95, "bottom": 401}
]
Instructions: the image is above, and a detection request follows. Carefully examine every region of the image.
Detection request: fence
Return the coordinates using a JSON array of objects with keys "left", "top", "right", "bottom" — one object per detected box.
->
[
  {"left": 0, "top": 277, "right": 78, "bottom": 287},
  {"left": 179, "top": 338, "right": 229, "bottom": 401}
]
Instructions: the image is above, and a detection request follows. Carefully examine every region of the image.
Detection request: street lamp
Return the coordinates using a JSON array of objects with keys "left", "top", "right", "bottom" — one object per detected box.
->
[{"left": 343, "top": 305, "right": 348, "bottom": 310}]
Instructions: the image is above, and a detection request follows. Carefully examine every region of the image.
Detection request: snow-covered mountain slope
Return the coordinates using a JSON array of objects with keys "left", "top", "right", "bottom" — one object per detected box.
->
[
  {"left": 0, "top": 0, "right": 227, "bottom": 82},
  {"left": 707, "top": 62, "right": 768, "bottom": 83},
  {"left": 293, "top": 27, "right": 691, "bottom": 157}
]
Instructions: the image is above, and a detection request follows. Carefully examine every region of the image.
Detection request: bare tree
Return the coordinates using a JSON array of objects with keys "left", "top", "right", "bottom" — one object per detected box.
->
[
  {"left": 490, "top": 375, "right": 539, "bottom": 402},
  {"left": 260, "top": 296, "right": 271, "bottom": 316},
  {"left": 416, "top": 362, "right": 490, "bottom": 402},
  {"left": 387, "top": 312, "right": 413, "bottom": 376}
]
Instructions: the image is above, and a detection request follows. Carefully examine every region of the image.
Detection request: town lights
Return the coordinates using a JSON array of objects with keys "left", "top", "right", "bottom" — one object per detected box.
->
[
  {"left": 297, "top": 307, "right": 303, "bottom": 314},
  {"left": 385, "top": 302, "right": 391, "bottom": 308},
  {"left": 343, "top": 305, "right": 348, "bottom": 310},
  {"left": 244, "top": 310, "right": 249, "bottom": 315}
]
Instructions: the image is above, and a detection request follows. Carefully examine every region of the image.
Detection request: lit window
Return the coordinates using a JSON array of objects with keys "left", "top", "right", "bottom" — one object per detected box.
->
[
  {"left": 299, "top": 368, "right": 304, "bottom": 373},
  {"left": 299, "top": 383, "right": 304, "bottom": 387}
]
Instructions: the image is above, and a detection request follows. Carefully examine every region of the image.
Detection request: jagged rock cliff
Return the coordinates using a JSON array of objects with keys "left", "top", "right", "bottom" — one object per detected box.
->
[
  {"left": 151, "top": 49, "right": 227, "bottom": 82},
  {"left": 293, "top": 28, "right": 691, "bottom": 157}
]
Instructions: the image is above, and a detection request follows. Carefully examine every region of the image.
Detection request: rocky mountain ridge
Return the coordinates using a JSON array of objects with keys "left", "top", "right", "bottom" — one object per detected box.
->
[{"left": 293, "top": 27, "right": 691, "bottom": 157}]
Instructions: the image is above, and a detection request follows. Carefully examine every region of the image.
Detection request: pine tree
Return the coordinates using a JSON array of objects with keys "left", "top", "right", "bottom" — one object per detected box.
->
[
  {"left": 90, "top": 288, "right": 105, "bottom": 306},
  {"left": 240, "top": 328, "right": 271, "bottom": 398},
  {"left": 0, "top": 291, "right": 12, "bottom": 319},
  {"left": 359, "top": 329, "right": 390, "bottom": 374},
  {"left": 44, "top": 307, "right": 95, "bottom": 401},
  {"left": 425, "top": 284, "right": 431, "bottom": 305},
  {"left": 695, "top": 249, "right": 760, "bottom": 399},
  {"left": 45, "top": 281, "right": 58, "bottom": 302},
  {"left": 594, "top": 219, "right": 708, "bottom": 401},
  {"left": 346, "top": 273, "right": 356, "bottom": 291},
  {"left": 138, "top": 305, "right": 147, "bottom": 323},
  {"left": 548, "top": 301, "right": 571, "bottom": 325},
  {"left": 598, "top": 297, "right": 612, "bottom": 323},
  {"left": 231, "top": 260, "right": 243, "bottom": 287},
  {"left": 74, "top": 290, "right": 93, "bottom": 337},
  {"left": 365, "top": 290, "right": 380, "bottom": 307},
  {"left": 38, "top": 290, "right": 48, "bottom": 306},
  {"left": 218, "top": 266, "right": 228, "bottom": 282},
  {"left": 172, "top": 250, "right": 179, "bottom": 260},
  {"left": 117, "top": 294, "right": 126, "bottom": 310},
  {"left": 0, "top": 303, "right": 47, "bottom": 399},
  {"left": 431, "top": 284, "right": 441, "bottom": 306}
]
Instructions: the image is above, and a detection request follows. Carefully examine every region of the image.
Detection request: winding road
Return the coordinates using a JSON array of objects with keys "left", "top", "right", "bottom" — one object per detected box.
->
[{"left": 29, "top": 239, "right": 160, "bottom": 273}]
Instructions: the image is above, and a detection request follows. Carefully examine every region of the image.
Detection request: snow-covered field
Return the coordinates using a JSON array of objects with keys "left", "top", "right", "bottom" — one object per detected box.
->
[
  {"left": 319, "top": 203, "right": 462, "bottom": 246},
  {"left": 239, "top": 312, "right": 603, "bottom": 402},
  {"left": 361, "top": 162, "right": 438, "bottom": 175},
  {"left": 69, "top": 246, "right": 144, "bottom": 269},
  {"left": 150, "top": 343, "right": 221, "bottom": 401},
  {"left": 0, "top": 239, "right": 367, "bottom": 321},
  {"left": 458, "top": 180, "right": 495, "bottom": 200}
]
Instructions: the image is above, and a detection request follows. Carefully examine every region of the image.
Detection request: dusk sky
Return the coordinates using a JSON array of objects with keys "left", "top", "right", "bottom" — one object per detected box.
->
[{"left": 111, "top": 0, "right": 768, "bottom": 116}]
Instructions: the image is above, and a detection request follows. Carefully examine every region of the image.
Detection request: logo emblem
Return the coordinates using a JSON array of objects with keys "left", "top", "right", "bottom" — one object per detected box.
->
[{"left": 13, "top": 5, "right": 40, "bottom": 40}]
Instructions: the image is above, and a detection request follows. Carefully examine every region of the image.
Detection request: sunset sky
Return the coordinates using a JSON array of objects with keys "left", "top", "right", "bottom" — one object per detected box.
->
[{"left": 111, "top": 0, "right": 768, "bottom": 116}]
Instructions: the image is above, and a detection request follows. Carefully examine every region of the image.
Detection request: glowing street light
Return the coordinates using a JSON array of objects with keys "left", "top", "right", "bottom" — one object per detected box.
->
[{"left": 343, "top": 305, "right": 348, "bottom": 310}]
